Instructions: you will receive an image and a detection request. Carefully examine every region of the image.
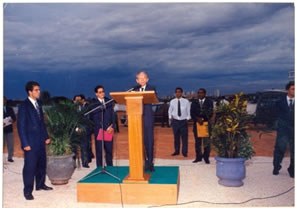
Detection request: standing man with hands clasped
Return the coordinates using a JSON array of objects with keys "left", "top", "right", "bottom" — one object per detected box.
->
[
  {"left": 90, "top": 85, "right": 115, "bottom": 167},
  {"left": 191, "top": 88, "right": 213, "bottom": 164},
  {"left": 168, "top": 87, "right": 191, "bottom": 157},
  {"left": 17, "top": 81, "right": 53, "bottom": 201}
]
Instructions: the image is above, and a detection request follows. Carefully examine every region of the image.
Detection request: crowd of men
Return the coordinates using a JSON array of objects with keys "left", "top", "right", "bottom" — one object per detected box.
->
[{"left": 3, "top": 71, "right": 294, "bottom": 201}]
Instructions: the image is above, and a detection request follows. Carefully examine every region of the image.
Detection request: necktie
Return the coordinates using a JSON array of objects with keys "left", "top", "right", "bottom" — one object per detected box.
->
[
  {"left": 289, "top": 99, "right": 294, "bottom": 111},
  {"left": 35, "top": 102, "right": 41, "bottom": 119},
  {"left": 200, "top": 100, "right": 203, "bottom": 108},
  {"left": 141, "top": 88, "right": 144, "bottom": 92},
  {"left": 177, "top": 99, "right": 181, "bottom": 117}
]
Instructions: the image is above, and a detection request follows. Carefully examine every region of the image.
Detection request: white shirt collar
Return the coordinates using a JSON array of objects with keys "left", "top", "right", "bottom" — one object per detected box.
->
[
  {"left": 28, "top": 97, "right": 38, "bottom": 108},
  {"left": 98, "top": 98, "right": 105, "bottom": 103},
  {"left": 140, "top": 85, "right": 146, "bottom": 91},
  {"left": 287, "top": 96, "right": 294, "bottom": 104}
]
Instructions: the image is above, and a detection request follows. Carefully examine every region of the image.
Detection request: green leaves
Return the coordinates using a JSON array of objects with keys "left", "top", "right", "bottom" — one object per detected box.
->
[
  {"left": 44, "top": 100, "right": 93, "bottom": 156},
  {"left": 211, "top": 93, "right": 254, "bottom": 159}
]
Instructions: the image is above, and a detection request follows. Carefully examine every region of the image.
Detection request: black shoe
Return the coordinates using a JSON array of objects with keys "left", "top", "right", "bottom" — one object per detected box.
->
[
  {"left": 171, "top": 152, "right": 179, "bottom": 156},
  {"left": 149, "top": 165, "right": 155, "bottom": 172},
  {"left": 8, "top": 159, "right": 14, "bottom": 162},
  {"left": 288, "top": 168, "right": 294, "bottom": 178},
  {"left": 183, "top": 154, "right": 188, "bottom": 157},
  {"left": 36, "top": 185, "right": 53, "bottom": 191},
  {"left": 83, "top": 164, "right": 90, "bottom": 168},
  {"left": 192, "top": 158, "right": 202, "bottom": 163},
  {"left": 24, "top": 194, "right": 34, "bottom": 200},
  {"left": 204, "top": 159, "right": 210, "bottom": 164},
  {"left": 273, "top": 165, "right": 282, "bottom": 175}
]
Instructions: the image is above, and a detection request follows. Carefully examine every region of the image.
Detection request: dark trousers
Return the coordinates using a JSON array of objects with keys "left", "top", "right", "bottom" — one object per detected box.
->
[
  {"left": 23, "top": 148, "right": 46, "bottom": 195},
  {"left": 4, "top": 132, "right": 14, "bottom": 160},
  {"left": 80, "top": 134, "right": 91, "bottom": 166},
  {"left": 95, "top": 139, "right": 113, "bottom": 167},
  {"left": 273, "top": 130, "right": 294, "bottom": 172},
  {"left": 171, "top": 119, "right": 188, "bottom": 155},
  {"left": 144, "top": 123, "right": 154, "bottom": 167},
  {"left": 194, "top": 137, "right": 211, "bottom": 161}
]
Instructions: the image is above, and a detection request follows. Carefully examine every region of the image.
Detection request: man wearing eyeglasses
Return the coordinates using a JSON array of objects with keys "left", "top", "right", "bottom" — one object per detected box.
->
[
  {"left": 17, "top": 81, "right": 53, "bottom": 200},
  {"left": 90, "top": 85, "right": 115, "bottom": 167}
]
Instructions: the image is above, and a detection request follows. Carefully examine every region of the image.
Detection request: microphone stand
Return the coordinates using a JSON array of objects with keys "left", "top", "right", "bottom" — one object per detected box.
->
[
  {"left": 81, "top": 98, "right": 120, "bottom": 182},
  {"left": 81, "top": 87, "right": 134, "bottom": 181}
]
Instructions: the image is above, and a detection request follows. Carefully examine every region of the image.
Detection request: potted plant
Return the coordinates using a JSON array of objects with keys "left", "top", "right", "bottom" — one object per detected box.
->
[
  {"left": 211, "top": 93, "right": 254, "bottom": 187},
  {"left": 44, "top": 100, "right": 92, "bottom": 185}
]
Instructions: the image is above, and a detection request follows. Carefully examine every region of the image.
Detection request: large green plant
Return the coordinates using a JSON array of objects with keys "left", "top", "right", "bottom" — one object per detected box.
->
[
  {"left": 44, "top": 100, "right": 93, "bottom": 156},
  {"left": 211, "top": 93, "right": 255, "bottom": 159}
]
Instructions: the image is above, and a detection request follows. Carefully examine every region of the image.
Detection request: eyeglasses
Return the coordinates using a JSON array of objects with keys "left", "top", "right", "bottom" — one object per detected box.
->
[{"left": 97, "top": 91, "right": 105, "bottom": 93}]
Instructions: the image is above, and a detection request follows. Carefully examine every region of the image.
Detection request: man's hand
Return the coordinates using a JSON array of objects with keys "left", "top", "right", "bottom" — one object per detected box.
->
[
  {"left": 45, "top": 139, "right": 51, "bottom": 144},
  {"left": 168, "top": 119, "right": 172, "bottom": 126},
  {"left": 24, "top": 146, "right": 31, "bottom": 151},
  {"left": 197, "top": 117, "right": 204, "bottom": 125},
  {"left": 107, "top": 126, "right": 114, "bottom": 134}
]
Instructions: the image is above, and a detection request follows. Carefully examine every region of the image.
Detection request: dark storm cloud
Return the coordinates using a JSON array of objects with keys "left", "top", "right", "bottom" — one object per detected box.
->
[{"left": 3, "top": 3, "right": 294, "bottom": 98}]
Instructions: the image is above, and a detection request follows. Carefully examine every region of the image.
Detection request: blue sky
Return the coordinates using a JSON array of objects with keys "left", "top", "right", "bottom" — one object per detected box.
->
[{"left": 3, "top": 3, "right": 294, "bottom": 99}]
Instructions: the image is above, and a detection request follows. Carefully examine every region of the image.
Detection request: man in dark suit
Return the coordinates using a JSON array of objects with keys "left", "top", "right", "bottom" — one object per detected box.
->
[
  {"left": 190, "top": 88, "right": 214, "bottom": 164},
  {"left": 132, "top": 71, "right": 156, "bottom": 172},
  {"left": 80, "top": 94, "right": 94, "bottom": 167},
  {"left": 273, "top": 81, "right": 294, "bottom": 178},
  {"left": 3, "top": 96, "right": 16, "bottom": 162},
  {"left": 90, "top": 85, "right": 115, "bottom": 167},
  {"left": 17, "top": 81, "right": 53, "bottom": 200},
  {"left": 72, "top": 94, "right": 93, "bottom": 168}
]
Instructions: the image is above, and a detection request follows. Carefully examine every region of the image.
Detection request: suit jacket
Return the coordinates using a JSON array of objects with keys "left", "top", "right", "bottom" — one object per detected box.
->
[
  {"left": 17, "top": 98, "right": 49, "bottom": 150},
  {"left": 3, "top": 106, "right": 16, "bottom": 133},
  {"left": 132, "top": 84, "right": 156, "bottom": 126},
  {"left": 190, "top": 97, "right": 214, "bottom": 137},
  {"left": 89, "top": 97, "right": 115, "bottom": 137},
  {"left": 276, "top": 96, "right": 294, "bottom": 134},
  {"left": 79, "top": 102, "right": 93, "bottom": 135}
]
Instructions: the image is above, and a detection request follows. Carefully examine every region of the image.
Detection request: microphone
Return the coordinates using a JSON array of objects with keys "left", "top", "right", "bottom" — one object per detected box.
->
[{"left": 126, "top": 87, "right": 134, "bottom": 92}]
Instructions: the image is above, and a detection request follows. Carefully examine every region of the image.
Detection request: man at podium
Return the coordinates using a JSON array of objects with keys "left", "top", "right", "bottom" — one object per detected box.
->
[{"left": 132, "top": 71, "right": 156, "bottom": 172}]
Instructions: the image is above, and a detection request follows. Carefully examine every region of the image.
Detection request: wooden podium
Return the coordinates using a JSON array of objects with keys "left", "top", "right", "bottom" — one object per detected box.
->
[{"left": 110, "top": 91, "right": 159, "bottom": 183}]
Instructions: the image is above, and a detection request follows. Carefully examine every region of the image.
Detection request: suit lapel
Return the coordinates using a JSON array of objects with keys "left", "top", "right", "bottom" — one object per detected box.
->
[{"left": 26, "top": 98, "right": 40, "bottom": 121}]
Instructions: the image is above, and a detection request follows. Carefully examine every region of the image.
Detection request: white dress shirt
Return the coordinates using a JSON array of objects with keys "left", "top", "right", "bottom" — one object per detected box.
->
[
  {"left": 168, "top": 97, "right": 191, "bottom": 120},
  {"left": 28, "top": 97, "right": 39, "bottom": 109},
  {"left": 287, "top": 96, "right": 294, "bottom": 106}
]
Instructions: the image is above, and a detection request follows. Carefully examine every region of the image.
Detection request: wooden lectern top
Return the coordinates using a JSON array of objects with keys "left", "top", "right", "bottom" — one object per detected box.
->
[{"left": 110, "top": 91, "right": 159, "bottom": 105}]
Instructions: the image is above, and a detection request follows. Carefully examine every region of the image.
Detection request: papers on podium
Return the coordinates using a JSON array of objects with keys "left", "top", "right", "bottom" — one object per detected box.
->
[
  {"left": 96, "top": 129, "right": 113, "bottom": 141},
  {"left": 3, "top": 117, "right": 12, "bottom": 127}
]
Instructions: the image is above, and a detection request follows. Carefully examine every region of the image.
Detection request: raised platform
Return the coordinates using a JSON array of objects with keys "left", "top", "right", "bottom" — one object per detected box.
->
[{"left": 77, "top": 166, "right": 179, "bottom": 205}]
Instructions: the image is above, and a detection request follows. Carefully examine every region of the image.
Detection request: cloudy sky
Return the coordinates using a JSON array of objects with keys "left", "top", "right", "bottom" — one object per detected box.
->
[{"left": 3, "top": 3, "right": 294, "bottom": 99}]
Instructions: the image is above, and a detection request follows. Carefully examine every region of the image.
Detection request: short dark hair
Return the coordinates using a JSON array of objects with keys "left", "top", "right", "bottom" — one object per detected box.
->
[
  {"left": 286, "top": 81, "right": 294, "bottom": 90},
  {"left": 73, "top": 95, "right": 81, "bottom": 101},
  {"left": 25, "top": 81, "right": 40, "bottom": 95},
  {"left": 175, "top": 87, "right": 183, "bottom": 93},
  {"left": 79, "top": 94, "right": 86, "bottom": 100},
  {"left": 198, "top": 88, "right": 206, "bottom": 94},
  {"left": 94, "top": 85, "right": 104, "bottom": 93}
]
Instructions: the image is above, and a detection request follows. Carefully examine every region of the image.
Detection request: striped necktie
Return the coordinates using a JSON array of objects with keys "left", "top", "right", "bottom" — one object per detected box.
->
[{"left": 35, "top": 102, "right": 41, "bottom": 119}]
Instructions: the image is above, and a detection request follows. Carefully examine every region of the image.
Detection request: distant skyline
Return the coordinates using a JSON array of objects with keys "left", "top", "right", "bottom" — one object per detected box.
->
[{"left": 4, "top": 3, "right": 294, "bottom": 99}]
